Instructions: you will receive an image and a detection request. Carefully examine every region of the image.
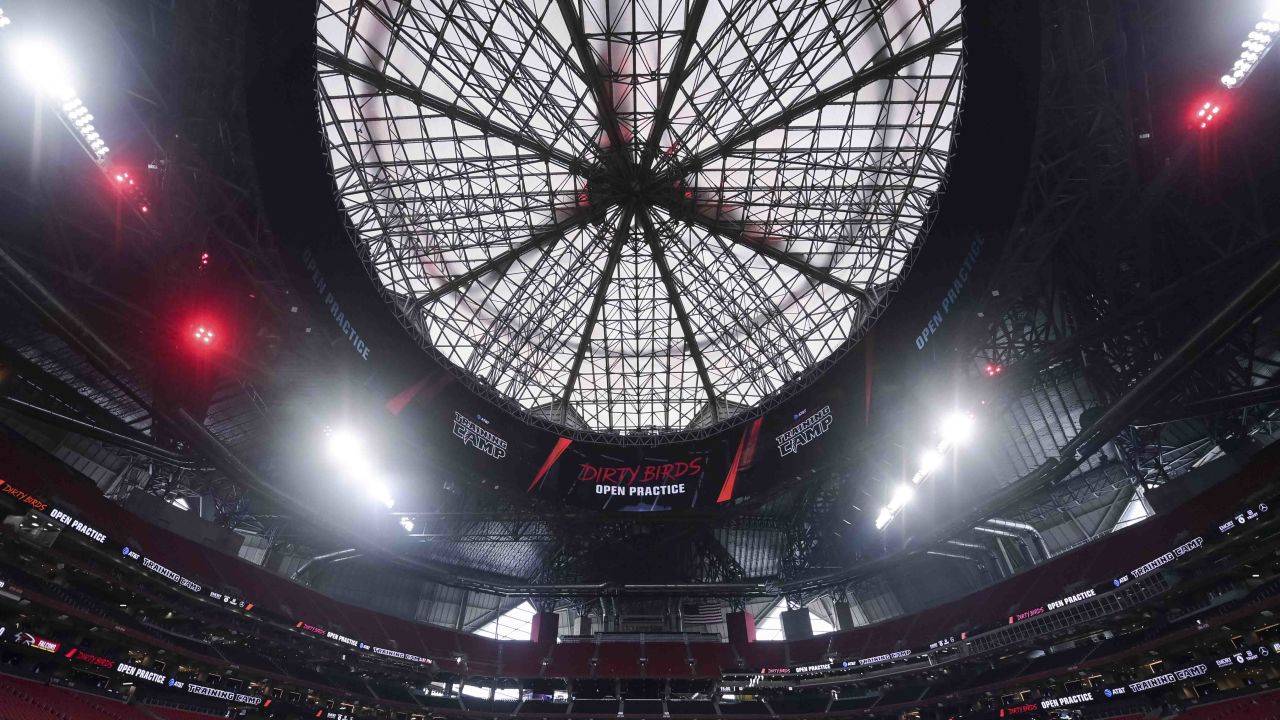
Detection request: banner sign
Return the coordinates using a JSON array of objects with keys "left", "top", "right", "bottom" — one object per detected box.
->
[
  {"left": 116, "top": 662, "right": 167, "bottom": 684},
  {"left": 1046, "top": 588, "right": 1096, "bottom": 611},
  {"left": 296, "top": 621, "right": 326, "bottom": 636},
  {"left": 326, "top": 630, "right": 358, "bottom": 647},
  {"left": 208, "top": 590, "right": 250, "bottom": 611},
  {"left": 1007, "top": 606, "right": 1045, "bottom": 624},
  {"left": 775, "top": 406, "right": 833, "bottom": 457},
  {"left": 1217, "top": 500, "right": 1270, "bottom": 536},
  {"left": 131, "top": 551, "right": 203, "bottom": 594},
  {"left": 1040, "top": 692, "right": 1094, "bottom": 709},
  {"left": 581, "top": 458, "right": 704, "bottom": 499},
  {"left": 857, "top": 649, "right": 912, "bottom": 666},
  {"left": 16, "top": 632, "right": 60, "bottom": 653},
  {"left": 302, "top": 247, "right": 371, "bottom": 361},
  {"left": 453, "top": 412, "right": 508, "bottom": 459},
  {"left": 1127, "top": 662, "right": 1207, "bottom": 692},
  {"left": 49, "top": 508, "right": 107, "bottom": 543},
  {"left": 187, "top": 683, "right": 264, "bottom": 705},
  {"left": 371, "top": 646, "right": 431, "bottom": 664},
  {"left": 0, "top": 478, "right": 49, "bottom": 512},
  {"left": 65, "top": 647, "right": 116, "bottom": 670},
  {"left": 1128, "top": 536, "right": 1204, "bottom": 581}
]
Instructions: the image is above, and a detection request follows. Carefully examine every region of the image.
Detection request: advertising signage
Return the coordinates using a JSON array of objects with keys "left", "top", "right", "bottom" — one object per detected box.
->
[
  {"left": 187, "top": 683, "right": 264, "bottom": 706},
  {"left": 0, "top": 478, "right": 49, "bottom": 512},
  {"left": 15, "top": 631, "right": 60, "bottom": 654}
]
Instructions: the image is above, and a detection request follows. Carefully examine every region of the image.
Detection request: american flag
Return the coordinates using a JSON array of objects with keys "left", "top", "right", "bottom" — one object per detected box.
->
[{"left": 681, "top": 603, "right": 723, "bottom": 625}]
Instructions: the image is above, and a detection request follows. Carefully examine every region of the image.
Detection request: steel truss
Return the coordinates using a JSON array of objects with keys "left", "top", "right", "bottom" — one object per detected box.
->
[{"left": 315, "top": 0, "right": 965, "bottom": 441}]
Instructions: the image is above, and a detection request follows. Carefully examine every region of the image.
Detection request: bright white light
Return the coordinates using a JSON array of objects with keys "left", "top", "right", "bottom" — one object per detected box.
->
[
  {"left": 919, "top": 449, "right": 943, "bottom": 477},
  {"left": 399, "top": 516, "right": 414, "bottom": 533},
  {"left": 1224, "top": 9, "right": 1278, "bottom": 88},
  {"left": 887, "top": 483, "right": 914, "bottom": 513},
  {"left": 8, "top": 39, "right": 75, "bottom": 96},
  {"left": 326, "top": 428, "right": 363, "bottom": 462},
  {"left": 874, "top": 507, "right": 893, "bottom": 530},
  {"left": 324, "top": 427, "right": 397, "bottom": 509},
  {"left": 939, "top": 411, "right": 975, "bottom": 447},
  {"left": 171, "top": 498, "right": 191, "bottom": 511},
  {"left": 369, "top": 481, "right": 395, "bottom": 509}
]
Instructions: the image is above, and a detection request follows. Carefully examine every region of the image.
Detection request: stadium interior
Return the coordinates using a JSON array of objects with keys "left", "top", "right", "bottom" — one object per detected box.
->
[{"left": 0, "top": 1, "right": 1279, "bottom": 719}]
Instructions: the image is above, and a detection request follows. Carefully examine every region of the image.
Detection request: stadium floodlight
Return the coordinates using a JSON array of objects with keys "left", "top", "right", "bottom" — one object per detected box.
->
[
  {"left": 399, "top": 517, "right": 414, "bottom": 533},
  {"left": 1220, "top": 7, "right": 1278, "bottom": 88},
  {"left": 887, "top": 484, "right": 915, "bottom": 514},
  {"left": 879, "top": 408, "right": 979, "bottom": 530},
  {"left": 325, "top": 428, "right": 363, "bottom": 463},
  {"left": 323, "top": 427, "right": 396, "bottom": 509},
  {"left": 3, "top": 22, "right": 115, "bottom": 164},
  {"left": 918, "top": 449, "right": 944, "bottom": 477},
  {"left": 874, "top": 508, "right": 894, "bottom": 531},
  {"left": 939, "top": 411, "right": 976, "bottom": 448},
  {"left": 7, "top": 38, "right": 75, "bottom": 96}
]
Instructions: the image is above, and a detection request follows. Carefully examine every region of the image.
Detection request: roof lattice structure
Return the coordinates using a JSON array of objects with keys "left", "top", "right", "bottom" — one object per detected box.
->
[{"left": 316, "top": 0, "right": 963, "bottom": 439}]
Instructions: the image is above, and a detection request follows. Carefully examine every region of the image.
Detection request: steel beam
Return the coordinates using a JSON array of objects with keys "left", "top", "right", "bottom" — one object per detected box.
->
[
  {"left": 637, "top": 211, "right": 719, "bottom": 417},
  {"left": 674, "top": 25, "right": 962, "bottom": 176},
  {"left": 560, "top": 209, "right": 635, "bottom": 408},
  {"left": 653, "top": 197, "right": 873, "bottom": 304},
  {"left": 641, "top": 0, "right": 710, "bottom": 167},
  {"left": 316, "top": 47, "right": 589, "bottom": 175},
  {"left": 406, "top": 205, "right": 604, "bottom": 312},
  {"left": 553, "top": 0, "right": 631, "bottom": 167}
]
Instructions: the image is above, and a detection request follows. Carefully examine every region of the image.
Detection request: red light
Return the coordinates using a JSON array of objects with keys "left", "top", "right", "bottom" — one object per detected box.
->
[
  {"left": 684, "top": 191, "right": 693, "bottom": 199},
  {"left": 1193, "top": 99, "right": 1223, "bottom": 130},
  {"left": 192, "top": 326, "right": 216, "bottom": 346},
  {"left": 114, "top": 174, "right": 124, "bottom": 182},
  {"left": 140, "top": 205, "right": 149, "bottom": 213},
  {"left": 985, "top": 363, "right": 1003, "bottom": 377}
]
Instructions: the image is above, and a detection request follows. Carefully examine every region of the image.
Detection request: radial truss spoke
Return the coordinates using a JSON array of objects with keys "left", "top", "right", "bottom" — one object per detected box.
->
[
  {"left": 316, "top": 0, "right": 964, "bottom": 439},
  {"left": 317, "top": 48, "right": 590, "bottom": 175},
  {"left": 676, "top": 23, "right": 962, "bottom": 176}
]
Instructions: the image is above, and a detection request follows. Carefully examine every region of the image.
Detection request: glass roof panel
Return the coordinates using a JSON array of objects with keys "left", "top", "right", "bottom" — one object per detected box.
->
[{"left": 317, "top": 0, "right": 963, "bottom": 439}]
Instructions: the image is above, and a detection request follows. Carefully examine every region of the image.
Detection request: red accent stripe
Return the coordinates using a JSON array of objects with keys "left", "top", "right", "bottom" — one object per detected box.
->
[
  {"left": 385, "top": 374, "right": 448, "bottom": 416},
  {"left": 529, "top": 437, "right": 573, "bottom": 493},
  {"left": 717, "top": 429, "right": 748, "bottom": 504},
  {"left": 740, "top": 417, "right": 762, "bottom": 469}
]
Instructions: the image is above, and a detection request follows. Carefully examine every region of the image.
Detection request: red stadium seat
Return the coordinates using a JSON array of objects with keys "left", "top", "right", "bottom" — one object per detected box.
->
[
  {"left": 0, "top": 676, "right": 154, "bottom": 720},
  {"left": 1174, "top": 689, "right": 1280, "bottom": 720},
  {"left": 146, "top": 707, "right": 229, "bottom": 720}
]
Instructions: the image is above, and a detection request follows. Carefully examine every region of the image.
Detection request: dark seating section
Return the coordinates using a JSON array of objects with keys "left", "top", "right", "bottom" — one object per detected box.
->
[
  {"left": 148, "top": 708, "right": 229, "bottom": 720},
  {"left": 0, "top": 674, "right": 154, "bottom": 720},
  {"left": 369, "top": 679, "right": 417, "bottom": 704},
  {"left": 1176, "top": 689, "right": 1280, "bottom": 720},
  {"left": 623, "top": 699, "right": 664, "bottom": 714},
  {"left": 0, "top": 432, "right": 1278, "bottom": 683},
  {"left": 719, "top": 701, "right": 769, "bottom": 715},
  {"left": 464, "top": 698, "right": 520, "bottom": 713},
  {"left": 519, "top": 700, "right": 569, "bottom": 714},
  {"left": 767, "top": 693, "right": 829, "bottom": 714},
  {"left": 667, "top": 700, "right": 716, "bottom": 715},
  {"left": 418, "top": 694, "right": 463, "bottom": 710},
  {"left": 876, "top": 685, "right": 928, "bottom": 706},
  {"left": 572, "top": 698, "right": 619, "bottom": 714},
  {"left": 829, "top": 695, "right": 879, "bottom": 711}
]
